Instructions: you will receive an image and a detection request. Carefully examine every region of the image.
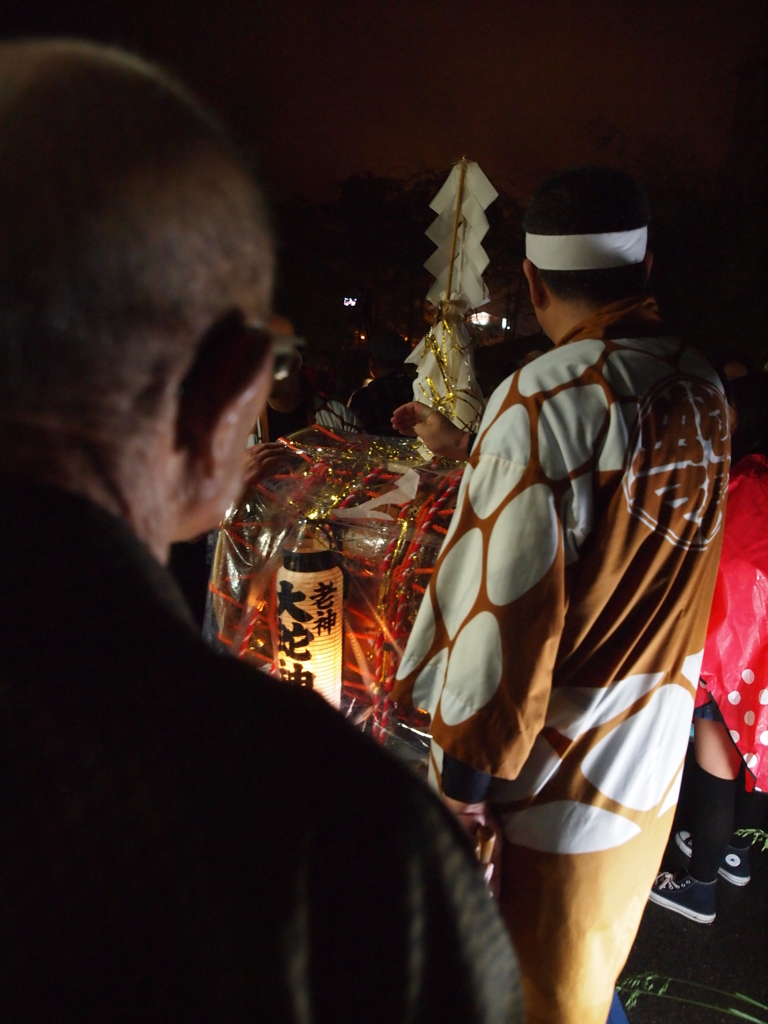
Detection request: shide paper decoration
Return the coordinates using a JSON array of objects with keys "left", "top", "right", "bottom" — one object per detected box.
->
[
  {"left": 408, "top": 158, "right": 497, "bottom": 431},
  {"left": 424, "top": 159, "right": 498, "bottom": 309},
  {"left": 207, "top": 426, "right": 464, "bottom": 773}
]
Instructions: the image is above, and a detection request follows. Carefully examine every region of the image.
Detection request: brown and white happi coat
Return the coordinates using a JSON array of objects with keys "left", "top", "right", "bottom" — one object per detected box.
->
[{"left": 392, "top": 299, "right": 730, "bottom": 1024}]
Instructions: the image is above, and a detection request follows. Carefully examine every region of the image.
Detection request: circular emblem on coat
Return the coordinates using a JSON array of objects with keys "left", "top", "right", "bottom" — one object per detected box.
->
[{"left": 622, "top": 377, "right": 728, "bottom": 550}]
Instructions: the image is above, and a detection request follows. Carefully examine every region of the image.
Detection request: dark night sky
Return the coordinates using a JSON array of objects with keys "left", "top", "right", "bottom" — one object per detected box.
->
[{"left": 2, "top": 0, "right": 767, "bottom": 198}]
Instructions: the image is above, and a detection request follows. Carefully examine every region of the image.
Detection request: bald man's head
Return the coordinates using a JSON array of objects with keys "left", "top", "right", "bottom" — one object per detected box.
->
[{"left": 0, "top": 40, "right": 273, "bottom": 450}]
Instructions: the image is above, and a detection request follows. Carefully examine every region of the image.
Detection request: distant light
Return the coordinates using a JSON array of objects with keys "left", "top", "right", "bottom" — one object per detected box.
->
[
  {"left": 344, "top": 297, "right": 357, "bottom": 306},
  {"left": 469, "top": 311, "right": 491, "bottom": 326},
  {"left": 360, "top": 333, "right": 366, "bottom": 340},
  {"left": 502, "top": 317, "right": 507, "bottom": 329}
]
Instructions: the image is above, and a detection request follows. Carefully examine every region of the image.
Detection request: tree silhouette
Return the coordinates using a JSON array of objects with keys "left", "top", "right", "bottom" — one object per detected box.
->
[{"left": 273, "top": 170, "right": 524, "bottom": 398}]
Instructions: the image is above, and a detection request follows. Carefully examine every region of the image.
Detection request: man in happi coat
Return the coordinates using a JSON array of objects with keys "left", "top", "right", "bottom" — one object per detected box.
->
[{"left": 392, "top": 167, "right": 730, "bottom": 1024}]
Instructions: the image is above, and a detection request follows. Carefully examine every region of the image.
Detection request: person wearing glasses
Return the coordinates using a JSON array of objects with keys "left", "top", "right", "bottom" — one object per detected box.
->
[
  {"left": 0, "top": 40, "right": 521, "bottom": 1023},
  {"left": 243, "top": 315, "right": 363, "bottom": 487}
]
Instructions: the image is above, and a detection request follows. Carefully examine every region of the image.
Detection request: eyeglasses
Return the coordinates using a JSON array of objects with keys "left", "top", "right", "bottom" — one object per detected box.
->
[
  {"left": 183, "top": 310, "right": 305, "bottom": 389},
  {"left": 270, "top": 334, "right": 304, "bottom": 380},
  {"left": 177, "top": 311, "right": 304, "bottom": 438}
]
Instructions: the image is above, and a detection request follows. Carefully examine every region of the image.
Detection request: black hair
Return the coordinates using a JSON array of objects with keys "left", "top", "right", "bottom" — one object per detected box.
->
[
  {"left": 522, "top": 167, "right": 650, "bottom": 305},
  {"left": 724, "top": 371, "right": 768, "bottom": 463},
  {"left": 368, "top": 328, "right": 410, "bottom": 369}
]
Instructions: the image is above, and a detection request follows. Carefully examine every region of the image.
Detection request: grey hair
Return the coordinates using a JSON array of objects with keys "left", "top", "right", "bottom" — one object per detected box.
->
[{"left": 0, "top": 40, "right": 273, "bottom": 450}]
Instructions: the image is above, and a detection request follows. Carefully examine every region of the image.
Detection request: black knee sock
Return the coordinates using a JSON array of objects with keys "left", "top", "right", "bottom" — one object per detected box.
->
[
  {"left": 689, "top": 762, "right": 736, "bottom": 883},
  {"left": 731, "top": 784, "right": 768, "bottom": 850}
]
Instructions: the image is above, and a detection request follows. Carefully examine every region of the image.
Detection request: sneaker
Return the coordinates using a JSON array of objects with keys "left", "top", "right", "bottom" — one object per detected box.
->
[
  {"left": 674, "top": 830, "right": 751, "bottom": 886},
  {"left": 674, "top": 829, "right": 693, "bottom": 858},
  {"left": 648, "top": 871, "right": 716, "bottom": 923},
  {"left": 720, "top": 847, "right": 751, "bottom": 886}
]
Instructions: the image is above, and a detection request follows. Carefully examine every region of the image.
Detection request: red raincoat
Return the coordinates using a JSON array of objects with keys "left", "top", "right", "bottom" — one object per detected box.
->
[{"left": 698, "top": 453, "right": 768, "bottom": 791}]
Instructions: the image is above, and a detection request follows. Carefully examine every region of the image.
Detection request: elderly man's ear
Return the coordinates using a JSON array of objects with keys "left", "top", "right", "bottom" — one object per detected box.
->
[{"left": 171, "top": 317, "right": 273, "bottom": 541}]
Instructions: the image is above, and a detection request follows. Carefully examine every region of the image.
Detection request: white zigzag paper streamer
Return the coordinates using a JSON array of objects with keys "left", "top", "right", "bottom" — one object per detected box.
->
[
  {"left": 405, "top": 161, "right": 496, "bottom": 432},
  {"left": 424, "top": 161, "right": 498, "bottom": 308}
]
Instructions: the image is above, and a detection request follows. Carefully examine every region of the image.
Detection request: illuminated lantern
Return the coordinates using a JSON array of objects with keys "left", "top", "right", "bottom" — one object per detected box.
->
[{"left": 275, "top": 550, "right": 344, "bottom": 707}]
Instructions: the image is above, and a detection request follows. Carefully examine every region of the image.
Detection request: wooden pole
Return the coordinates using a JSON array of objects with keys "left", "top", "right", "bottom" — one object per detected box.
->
[{"left": 443, "top": 158, "right": 467, "bottom": 303}]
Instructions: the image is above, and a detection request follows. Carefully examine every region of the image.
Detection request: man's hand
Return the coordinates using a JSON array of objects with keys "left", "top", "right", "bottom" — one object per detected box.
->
[
  {"left": 391, "top": 402, "right": 472, "bottom": 461},
  {"left": 243, "top": 442, "right": 284, "bottom": 487},
  {"left": 442, "top": 795, "right": 503, "bottom": 898}
]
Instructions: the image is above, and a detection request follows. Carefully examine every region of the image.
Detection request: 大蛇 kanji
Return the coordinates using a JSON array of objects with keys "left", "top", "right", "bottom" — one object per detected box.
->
[
  {"left": 278, "top": 621, "right": 314, "bottom": 661},
  {"left": 277, "top": 580, "right": 311, "bottom": 622}
]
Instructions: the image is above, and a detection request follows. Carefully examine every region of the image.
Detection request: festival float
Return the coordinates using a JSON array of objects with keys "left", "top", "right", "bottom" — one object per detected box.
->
[{"left": 209, "top": 159, "right": 498, "bottom": 774}]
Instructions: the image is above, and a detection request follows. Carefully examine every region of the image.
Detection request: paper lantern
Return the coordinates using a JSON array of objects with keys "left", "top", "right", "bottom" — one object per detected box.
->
[{"left": 275, "top": 550, "right": 344, "bottom": 707}]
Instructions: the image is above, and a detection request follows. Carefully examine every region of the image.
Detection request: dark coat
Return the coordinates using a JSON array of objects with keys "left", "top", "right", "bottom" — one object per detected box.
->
[
  {"left": 0, "top": 475, "right": 520, "bottom": 1023},
  {"left": 348, "top": 368, "right": 417, "bottom": 437}
]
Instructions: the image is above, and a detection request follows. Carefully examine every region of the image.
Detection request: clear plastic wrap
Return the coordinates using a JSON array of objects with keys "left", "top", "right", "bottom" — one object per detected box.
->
[{"left": 207, "top": 426, "right": 464, "bottom": 777}]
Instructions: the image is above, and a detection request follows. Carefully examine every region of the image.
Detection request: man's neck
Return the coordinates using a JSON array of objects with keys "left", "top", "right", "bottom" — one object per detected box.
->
[
  {"left": 546, "top": 298, "right": 603, "bottom": 346},
  {"left": 0, "top": 420, "right": 174, "bottom": 565}
]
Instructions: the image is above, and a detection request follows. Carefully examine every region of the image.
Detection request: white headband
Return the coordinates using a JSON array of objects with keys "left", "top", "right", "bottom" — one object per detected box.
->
[{"left": 525, "top": 226, "right": 647, "bottom": 271}]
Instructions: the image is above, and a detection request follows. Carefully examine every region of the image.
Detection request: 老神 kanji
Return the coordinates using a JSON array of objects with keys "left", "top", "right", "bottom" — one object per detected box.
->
[{"left": 311, "top": 580, "right": 337, "bottom": 610}]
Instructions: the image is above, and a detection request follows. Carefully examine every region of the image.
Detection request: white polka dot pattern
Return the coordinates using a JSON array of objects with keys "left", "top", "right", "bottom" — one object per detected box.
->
[
  {"left": 728, "top": 691, "right": 741, "bottom": 705},
  {"left": 518, "top": 339, "right": 604, "bottom": 398},
  {"left": 742, "top": 669, "right": 755, "bottom": 684},
  {"left": 395, "top": 588, "right": 435, "bottom": 680},
  {"left": 435, "top": 527, "right": 484, "bottom": 640},
  {"left": 581, "top": 684, "right": 694, "bottom": 811},
  {"left": 439, "top": 465, "right": 473, "bottom": 552},
  {"left": 538, "top": 385, "right": 609, "bottom": 481},
  {"left": 440, "top": 612, "right": 503, "bottom": 726},
  {"left": 468, "top": 455, "right": 527, "bottom": 520},
  {"left": 744, "top": 710, "right": 756, "bottom": 726},
  {"left": 474, "top": 375, "right": 512, "bottom": 443},
  {"left": 545, "top": 673, "right": 664, "bottom": 740},
  {"left": 412, "top": 647, "right": 449, "bottom": 717},
  {"left": 500, "top": 801, "right": 641, "bottom": 854},
  {"left": 560, "top": 475, "right": 593, "bottom": 567},
  {"left": 486, "top": 485, "right": 559, "bottom": 606},
  {"left": 596, "top": 400, "right": 632, "bottom": 473},
  {"left": 477, "top": 403, "right": 531, "bottom": 463},
  {"left": 604, "top": 350, "right": 673, "bottom": 398}
]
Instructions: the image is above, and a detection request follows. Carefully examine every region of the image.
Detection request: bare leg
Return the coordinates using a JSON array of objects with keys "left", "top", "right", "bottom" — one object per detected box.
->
[{"left": 693, "top": 718, "right": 742, "bottom": 779}]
